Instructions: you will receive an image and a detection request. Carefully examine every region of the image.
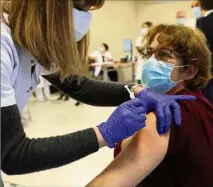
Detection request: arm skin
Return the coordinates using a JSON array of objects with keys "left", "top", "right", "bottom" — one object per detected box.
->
[{"left": 86, "top": 113, "right": 170, "bottom": 187}]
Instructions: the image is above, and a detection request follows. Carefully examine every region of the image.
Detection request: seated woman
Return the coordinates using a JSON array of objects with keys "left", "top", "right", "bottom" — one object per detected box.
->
[
  {"left": 135, "top": 21, "right": 153, "bottom": 84},
  {"left": 87, "top": 24, "right": 213, "bottom": 187},
  {"left": 89, "top": 43, "right": 117, "bottom": 81},
  {"left": 100, "top": 43, "right": 118, "bottom": 82}
]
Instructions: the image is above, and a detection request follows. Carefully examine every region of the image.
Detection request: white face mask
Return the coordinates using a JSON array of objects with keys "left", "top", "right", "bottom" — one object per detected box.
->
[
  {"left": 192, "top": 7, "right": 202, "bottom": 19},
  {"left": 141, "top": 28, "right": 148, "bottom": 36},
  {"left": 176, "top": 18, "right": 186, "bottom": 25},
  {"left": 99, "top": 47, "right": 105, "bottom": 53},
  {"left": 73, "top": 8, "right": 92, "bottom": 42}
]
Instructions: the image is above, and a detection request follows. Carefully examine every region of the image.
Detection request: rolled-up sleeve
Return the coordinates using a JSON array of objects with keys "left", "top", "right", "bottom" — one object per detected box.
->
[{"left": 1, "top": 39, "right": 16, "bottom": 107}]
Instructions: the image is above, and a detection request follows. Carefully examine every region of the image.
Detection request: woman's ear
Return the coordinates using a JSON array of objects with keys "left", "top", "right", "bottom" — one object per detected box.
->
[{"left": 185, "top": 65, "right": 198, "bottom": 80}]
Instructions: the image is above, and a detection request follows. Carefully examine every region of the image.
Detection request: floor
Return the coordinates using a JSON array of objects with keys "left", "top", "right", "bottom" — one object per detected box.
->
[{"left": 2, "top": 95, "right": 116, "bottom": 187}]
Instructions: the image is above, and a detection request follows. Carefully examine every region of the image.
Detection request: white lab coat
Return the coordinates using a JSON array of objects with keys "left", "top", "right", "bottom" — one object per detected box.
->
[
  {"left": 102, "top": 51, "right": 113, "bottom": 62},
  {"left": 185, "top": 18, "right": 196, "bottom": 28},
  {"left": 90, "top": 50, "right": 104, "bottom": 76},
  {"left": 1, "top": 19, "right": 57, "bottom": 111},
  {"left": 89, "top": 50, "right": 114, "bottom": 77},
  {"left": 35, "top": 76, "right": 51, "bottom": 101}
]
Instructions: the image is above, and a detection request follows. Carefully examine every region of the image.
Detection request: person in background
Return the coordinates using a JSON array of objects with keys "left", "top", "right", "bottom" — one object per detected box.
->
[
  {"left": 89, "top": 49, "right": 104, "bottom": 77},
  {"left": 192, "top": 0, "right": 202, "bottom": 18},
  {"left": 185, "top": 0, "right": 202, "bottom": 28},
  {"left": 135, "top": 21, "right": 153, "bottom": 84},
  {"left": 100, "top": 43, "right": 118, "bottom": 82},
  {"left": 100, "top": 43, "right": 113, "bottom": 62},
  {"left": 196, "top": 0, "right": 213, "bottom": 105},
  {"left": 34, "top": 76, "right": 51, "bottom": 102},
  {"left": 176, "top": 10, "right": 186, "bottom": 25}
]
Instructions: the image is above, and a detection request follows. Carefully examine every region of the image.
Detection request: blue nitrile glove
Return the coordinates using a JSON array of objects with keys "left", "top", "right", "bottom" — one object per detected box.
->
[
  {"left": 136, "top": 88, "right": 196, "bottom": 134},
  {"left": 98, "top": 98, "right": 146, "bottom": 148}
]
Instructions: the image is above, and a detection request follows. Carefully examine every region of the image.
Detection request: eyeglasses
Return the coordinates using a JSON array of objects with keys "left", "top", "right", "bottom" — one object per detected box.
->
[{"left": 141, "top": 47, "right": 181, "bottom": 62}]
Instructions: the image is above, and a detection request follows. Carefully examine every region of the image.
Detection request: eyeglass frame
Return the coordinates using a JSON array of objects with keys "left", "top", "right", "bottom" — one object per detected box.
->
[{"left": 141, "top": 47, "right": 183, "bottom": 62}]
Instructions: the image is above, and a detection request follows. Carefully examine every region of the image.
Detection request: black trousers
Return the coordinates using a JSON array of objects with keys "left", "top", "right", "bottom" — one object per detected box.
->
[
  {"left": 202, "top": 77, "right": 213, "bottom": 105},
  {"left": 58, "top": 92, "right": 69, "bottom": 100},
  {"left": 108, "top": 68, "right": 118, "bottom": 82}
]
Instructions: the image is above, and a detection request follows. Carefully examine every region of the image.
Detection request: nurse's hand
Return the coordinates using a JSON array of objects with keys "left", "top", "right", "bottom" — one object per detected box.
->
[
  {"left": 135, "top": 88, "right": 196, "bottom": 135},
  {"left": 97, "top": 98, "right": 146, "bottom": 148}
]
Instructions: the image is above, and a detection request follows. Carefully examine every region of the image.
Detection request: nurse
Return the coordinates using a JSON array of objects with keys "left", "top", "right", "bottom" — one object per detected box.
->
[
  {"left": 135, "top": 21, "right": 153, "bottom": 84},
  {"left": 1, "top": 0, "right": 195, "bottom": 179}
]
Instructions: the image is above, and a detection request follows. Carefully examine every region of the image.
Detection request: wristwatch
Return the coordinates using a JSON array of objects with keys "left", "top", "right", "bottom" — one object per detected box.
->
[{"left": 125, "top": 84, "right": 144, "bottom": 99}]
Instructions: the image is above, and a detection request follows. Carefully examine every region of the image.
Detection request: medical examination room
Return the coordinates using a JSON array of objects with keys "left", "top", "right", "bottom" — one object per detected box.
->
[{"left": 1, "top": 0, "right": 213, "bottom": 187}]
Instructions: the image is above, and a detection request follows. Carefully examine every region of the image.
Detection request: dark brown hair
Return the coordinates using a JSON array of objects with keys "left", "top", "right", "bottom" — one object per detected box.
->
[
  {"left": 102, "top": 43, "right": 109, "bottom": 51},
  {"left": 140, "top": 24, "right": 212, "bottom": 89},
  {"left": 199, "top": 0, "right": 213, "bottom": 10},
  {"left": 143, "top": 21, "right": 153, "bottom": 28}
]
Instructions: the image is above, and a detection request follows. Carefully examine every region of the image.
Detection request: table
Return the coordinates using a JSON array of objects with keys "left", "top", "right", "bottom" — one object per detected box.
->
[{"left": 90, "top": 62, "right": 135, "bottom": 82}]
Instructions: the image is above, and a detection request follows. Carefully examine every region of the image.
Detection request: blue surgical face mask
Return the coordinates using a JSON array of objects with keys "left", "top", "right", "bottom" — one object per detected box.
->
[
  {"left": 176, "top": 18, "right": 185, "bottom": 25},
  {"left": 192, "top": 7, "right": 202, "bottom": 19},
  {"left": 73, "top": 8, "right": 92, "bottom": 41},
  {"left": 141, "top": 57, "right": 188, "bottom": 93}
]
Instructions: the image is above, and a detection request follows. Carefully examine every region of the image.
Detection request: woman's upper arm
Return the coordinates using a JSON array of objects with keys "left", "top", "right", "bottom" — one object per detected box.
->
[
  {"left": 120, "top": 112, "right": 170, "bottom": 156},
  {"left": 87, "top": 113, "right": 170, "bottom": 187},
  {"left": 133, "top": 112, "right": 170, "bottom": 156},
  {"left": 120, "top": 112, "right": 170, "bottom": 182},
  {"left": 1, "top": 37, "right": 17, "bottom": 107}
]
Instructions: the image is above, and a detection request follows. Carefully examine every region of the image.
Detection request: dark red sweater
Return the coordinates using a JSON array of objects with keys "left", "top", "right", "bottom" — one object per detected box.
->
[{"left": 114, "top": 89, "right": 213, "bottom": 187}]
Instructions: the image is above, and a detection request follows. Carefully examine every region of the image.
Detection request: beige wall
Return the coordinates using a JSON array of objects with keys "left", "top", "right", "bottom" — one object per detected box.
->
[
  {"left": 89, "top": 1, "right": 194, "bottom": 59},
  {"left": 89, "top": 1, "right": 138, "bottom": 60},
  {"left": 136, "top": 1, "right": 194, "bottom": 30}
]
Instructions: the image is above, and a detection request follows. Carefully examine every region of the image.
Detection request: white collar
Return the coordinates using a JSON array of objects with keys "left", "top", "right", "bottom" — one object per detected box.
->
[{"left": 204, "top": 10, "right": 213, "bottom": 17}]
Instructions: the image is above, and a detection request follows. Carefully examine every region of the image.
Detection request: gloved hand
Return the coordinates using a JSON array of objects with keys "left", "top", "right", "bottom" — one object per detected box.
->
[
  {"left": 98, "top": 98, "right": 146, "bottom": 148},
  {"left": 136, "top": 88, "right": 196, "bottom": 134}
]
